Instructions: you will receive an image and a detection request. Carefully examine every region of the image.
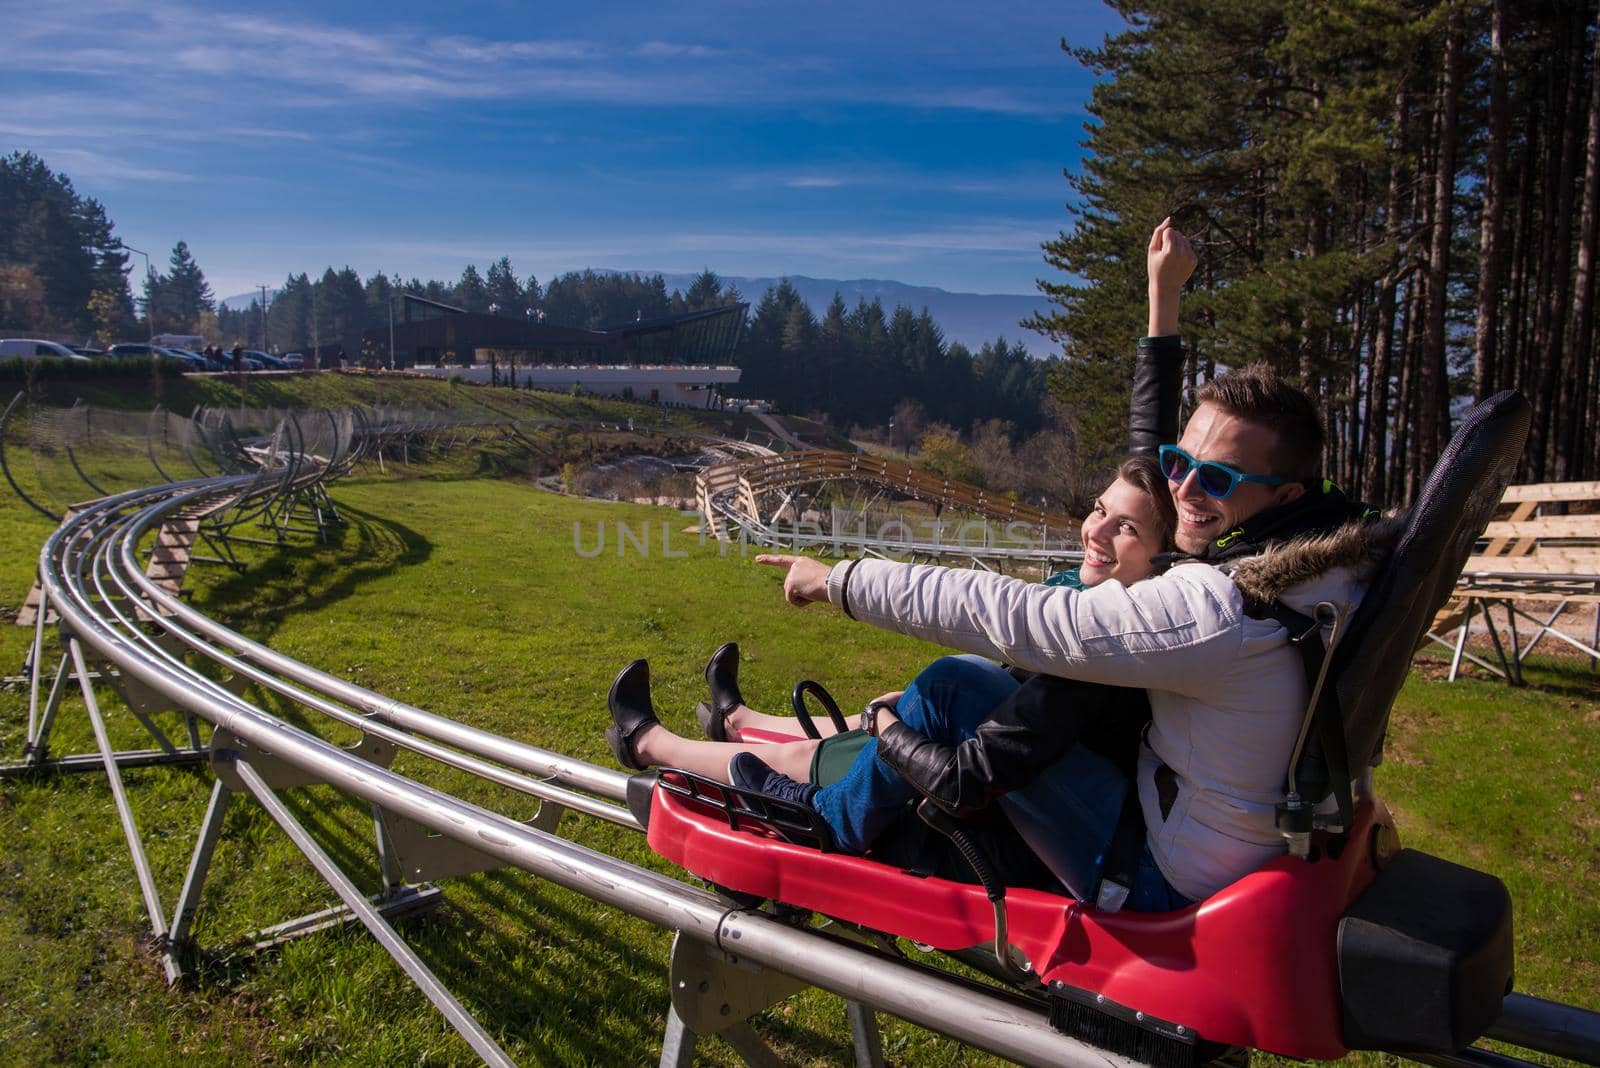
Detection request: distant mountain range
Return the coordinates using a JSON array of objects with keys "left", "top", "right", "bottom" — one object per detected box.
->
[
  {"left": 222, "top": 273, "right": 1056, "bottom": 356},
  {"left": 647, "top": 273, "right": 1053, "bottom": 356}
]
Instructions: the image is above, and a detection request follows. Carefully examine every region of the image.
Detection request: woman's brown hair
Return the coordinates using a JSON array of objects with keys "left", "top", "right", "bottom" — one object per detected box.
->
[{"left": 1115, "top": 452, "right": 1178, "bottom": 554}]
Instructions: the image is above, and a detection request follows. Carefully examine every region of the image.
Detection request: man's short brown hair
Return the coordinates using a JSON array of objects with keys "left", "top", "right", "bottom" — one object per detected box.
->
[{"left": 1195, "top": 363, "right": 1323, "bottom": 481}]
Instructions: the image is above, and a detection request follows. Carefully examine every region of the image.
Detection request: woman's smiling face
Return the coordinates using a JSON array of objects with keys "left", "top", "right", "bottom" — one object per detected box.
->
[{"left": 1079, "top": 476, "right": 1166, "bottom": 587}]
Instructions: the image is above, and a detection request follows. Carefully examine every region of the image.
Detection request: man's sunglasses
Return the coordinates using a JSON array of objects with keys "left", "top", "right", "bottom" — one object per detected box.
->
[{"left": 1159, "top": 444, "right": 1288, "bottom": 500}]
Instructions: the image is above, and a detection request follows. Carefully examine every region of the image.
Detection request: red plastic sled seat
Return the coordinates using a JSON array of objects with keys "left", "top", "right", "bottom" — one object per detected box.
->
[{"left": 648, "top": 761, "right": 1391, "bottom": 1060}]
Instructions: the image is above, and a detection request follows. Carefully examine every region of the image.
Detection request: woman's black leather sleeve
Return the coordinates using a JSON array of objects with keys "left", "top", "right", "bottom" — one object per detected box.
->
[
  {"left": 874, "top": 675, "right": 1089, "bottom": 817},
  {"left": 1127, "top": 334, "right": 1184, "bottom": 455}
]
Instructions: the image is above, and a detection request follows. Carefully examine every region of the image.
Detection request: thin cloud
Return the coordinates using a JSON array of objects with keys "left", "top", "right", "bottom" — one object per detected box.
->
[
  {"left": 33, "top": 147, "right": 193, "bottom": 184},
  {"left": 634, "top": 41, "right": 729, "bottom": 59},
  {"left": 220, "top": 127, "right": 318, "bottom": 142}
]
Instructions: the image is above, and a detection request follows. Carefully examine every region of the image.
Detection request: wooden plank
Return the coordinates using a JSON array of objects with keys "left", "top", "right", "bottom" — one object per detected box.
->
[
  {"left": 1462, "top": 554, "right": 1600, "bottom": 576},
  {"left": 1500, "top": 480, "right": 1600, "bottom": 502},
  {"left": 1480, "top": 516, "right": 1600, "bottom": 539},
  {"left": 1482, "top": 499, "right": 1537, "bottom": 558}
]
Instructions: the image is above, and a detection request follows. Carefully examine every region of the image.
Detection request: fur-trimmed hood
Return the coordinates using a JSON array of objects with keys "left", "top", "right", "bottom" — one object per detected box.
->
[{"left": 1224, "top": 511, "right": 1407, "bottom": 614}]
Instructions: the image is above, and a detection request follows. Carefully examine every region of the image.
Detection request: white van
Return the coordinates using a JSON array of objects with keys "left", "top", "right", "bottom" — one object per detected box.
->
[
  {"left": 152, "top": 333, "right": 205, "bottom": 350},
  {"left": 0, "top": 339, "right": 89, "bottom": 361}
]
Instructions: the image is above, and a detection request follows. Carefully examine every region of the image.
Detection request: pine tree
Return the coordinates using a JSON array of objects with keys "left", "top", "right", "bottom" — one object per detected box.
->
[
  {"left": 149, "top": 240, "right": 213, "bottom": 333},
  {"left": 685, "top": 269, "right": 726, "bottom": 310},
  {"left": 0, "top": 151, "right": 131, "bottom": 333},
  {"left": 454, "top": 264, "right": 489, "bottom": 312},
  {"left": 486, "top": 257, "right": 522, "bottom": 312}
]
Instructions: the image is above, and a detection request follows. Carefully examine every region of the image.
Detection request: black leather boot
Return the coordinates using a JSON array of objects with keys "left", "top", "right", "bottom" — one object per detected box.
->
[
  {"left": 695, "top": 642, "right": 744, "bottom": 742},
  {"left": 606, "top": 659, "right": 660, "bottom": 771}
]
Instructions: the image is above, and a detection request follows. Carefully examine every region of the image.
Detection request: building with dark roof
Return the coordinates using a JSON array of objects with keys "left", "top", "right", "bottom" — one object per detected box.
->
[
  {"left": 362, "top": 294, "right": 749, "bottom": 407},
  {"left": 361, "top": 294, "right": 747, "bottom": 370}
]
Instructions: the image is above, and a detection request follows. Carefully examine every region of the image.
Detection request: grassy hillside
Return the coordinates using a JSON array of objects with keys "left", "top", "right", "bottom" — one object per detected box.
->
[{"left": 0, "top": 377, "right": 1593, "bottom": 1065}]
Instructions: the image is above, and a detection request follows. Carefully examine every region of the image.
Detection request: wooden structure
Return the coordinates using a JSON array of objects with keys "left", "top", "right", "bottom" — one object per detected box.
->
[
  {"left": 1428, "top": 480, "right": 1600, "bottom": 682},
  {"left": 697, "top": 448, "right": 1080, "bottom": 548}
]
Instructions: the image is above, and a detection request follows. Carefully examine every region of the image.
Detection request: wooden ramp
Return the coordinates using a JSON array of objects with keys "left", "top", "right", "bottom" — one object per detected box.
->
[
  {"left": 15, "top": 505, "right": 87, "bottom": 627},
  {"left": 15, "top": 493, "right": 240, "bottom": 626},
  {"left": 144, "top": 516, "right": 201, "bottom": 596}
]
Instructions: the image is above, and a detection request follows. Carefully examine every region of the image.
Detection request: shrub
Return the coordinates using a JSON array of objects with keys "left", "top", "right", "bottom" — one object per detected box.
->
[{"left": 0, "top": 356, "right": 185, "bottom": 384}]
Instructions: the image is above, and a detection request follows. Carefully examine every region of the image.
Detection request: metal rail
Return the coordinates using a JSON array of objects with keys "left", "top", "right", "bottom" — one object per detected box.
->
[
  {"left": 6, "top": 402, "right": 1598, "bottom": 1066},
  {"left": 20, "top": 465, "right": 1147, "bottom": 1067}
]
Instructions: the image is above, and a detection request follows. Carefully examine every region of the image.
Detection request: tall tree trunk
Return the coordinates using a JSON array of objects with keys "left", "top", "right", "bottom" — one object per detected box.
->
[
  {"left": 1560, "top": 22, "right": 1600, "bottom": 480},
  {"left": 1475, "top": 0, "right": 1510, "bottom": 400},
  {"left": 1532, "top": 14, "right": 1587, "bottom": 478},
  {"left": 1363, "top": 86, "right": 1410, "bottom": 506},
  {"left": 1393, "top": 279, "right": 1421, "bottom": 502},
  {"left": 1506, "top": 119, "right": 1537, "bottom": 398},
  {"left": 1419, "top": 14, "right": 1464, "bottom": 475}
]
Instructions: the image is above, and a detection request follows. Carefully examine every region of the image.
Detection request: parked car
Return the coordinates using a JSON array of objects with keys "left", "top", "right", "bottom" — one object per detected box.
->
[
  {"left": 0, "top": 338, "right": 91, "bottom": 361},
  {"left": 69, "top": 345, "right": 105, "bottom": 358},
  {"left": 245, "top": 350, "right": 288, "bottom": 370},
  {"left": 281, "top": 352, "right": 305, "bottom": 368},
  {"left": 106, "top": 343, "right": 202, "bottom": 370},
  {"left": 167, "top": 346, "right": 234, "bottom": 371}
]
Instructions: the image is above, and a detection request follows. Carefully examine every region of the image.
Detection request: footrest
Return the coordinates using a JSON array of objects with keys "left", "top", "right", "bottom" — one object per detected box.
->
[{"left": 657, "top": 768, "right": 834, "bottom": 851}]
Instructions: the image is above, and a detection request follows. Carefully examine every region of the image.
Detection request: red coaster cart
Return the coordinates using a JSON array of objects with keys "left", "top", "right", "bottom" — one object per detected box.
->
[{"left": 630, "top": 391, "right": 1535, "bottom": 1064}]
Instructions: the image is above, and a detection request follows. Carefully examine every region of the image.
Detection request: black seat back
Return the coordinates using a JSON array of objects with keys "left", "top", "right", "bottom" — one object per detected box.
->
[{"left": 1314, "top": 390, "right": 1530, "bottom": 788}]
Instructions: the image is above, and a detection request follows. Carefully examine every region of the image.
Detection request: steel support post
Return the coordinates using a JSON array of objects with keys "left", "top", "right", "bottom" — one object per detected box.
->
[
  {"left": 25, "top": 583, "right": 47, "bottom": 742},
  {"left": 70, "top": 635, "right": 169, "bottom": 943},
  {"left": 1480, "top": 601, "right": 1521, "bottom": 687},
  {"left": 1448, "top": 599, "right": 1476, "bottom": 681},
  {"left": 229, "top": 757, "right": 513, "bottom": 1067},
  {"left": 24, "top": 654, "right": 69, "bottom": 763},
  {"left": 661, "top": 929, "right": 887, "bottom": 1067},
  {"left": 846, "top": 1000, "right": 886, "bottom": 1068},
  {"left": 163, "top": 777, "right": 233, "bottom": 984},
  {"left": 0, "top": 748, "right": 208, "bottom": 780}
]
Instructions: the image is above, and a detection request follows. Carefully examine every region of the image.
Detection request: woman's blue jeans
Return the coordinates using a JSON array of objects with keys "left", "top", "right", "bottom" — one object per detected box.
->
[{"left": 810, "top": 655, "right": 1189, "bottom": 911}]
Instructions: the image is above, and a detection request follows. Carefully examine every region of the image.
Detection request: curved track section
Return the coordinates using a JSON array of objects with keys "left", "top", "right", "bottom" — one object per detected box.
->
[
  {"left": 9, "top": 422, "right": 1148, "bottom": 1066},
  {"left": 697, "top": 448, "right": 1084, "bottom": 568},
  {"left": 9, "top": 404, "right": 1598, "bottom": 1066}
]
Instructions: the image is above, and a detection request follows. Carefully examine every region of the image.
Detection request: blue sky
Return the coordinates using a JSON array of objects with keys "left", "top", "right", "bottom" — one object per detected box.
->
[{"left": 4, "top": 1, "right": 1126, "bottom": 302}]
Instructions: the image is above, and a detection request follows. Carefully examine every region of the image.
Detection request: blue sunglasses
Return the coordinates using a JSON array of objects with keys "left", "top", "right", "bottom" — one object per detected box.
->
[{"left": 1159, "top": 444, "right": 1288, "bottom": 500}]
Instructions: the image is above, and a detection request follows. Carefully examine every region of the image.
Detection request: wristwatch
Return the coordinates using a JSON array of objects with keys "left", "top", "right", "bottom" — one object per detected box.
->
[{"left": 861, "top": 700, "right": 893, "bottom": 737}]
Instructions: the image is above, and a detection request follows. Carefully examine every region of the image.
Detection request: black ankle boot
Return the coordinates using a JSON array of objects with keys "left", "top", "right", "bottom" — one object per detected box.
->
[
  {"left": 697, "top": 642, "right": 744, "bottom": 742},
  {"left": 606, "top": 659, "right": 660, "bottom": 771}
]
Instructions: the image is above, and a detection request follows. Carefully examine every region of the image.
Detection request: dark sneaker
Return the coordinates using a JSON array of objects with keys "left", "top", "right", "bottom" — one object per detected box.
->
[{"left": 727, "top": 751, "right": 818, "bottom": 807}]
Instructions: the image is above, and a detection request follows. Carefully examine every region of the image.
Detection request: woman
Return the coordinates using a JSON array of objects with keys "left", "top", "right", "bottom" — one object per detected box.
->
[{"left": 605, "top": 453, "right": 1178, "bottom": 899}]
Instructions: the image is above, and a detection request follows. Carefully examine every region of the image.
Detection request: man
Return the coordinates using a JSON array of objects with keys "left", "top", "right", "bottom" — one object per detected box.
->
[{"left": 756, "top": 361, "right": 1386, "bottom": 909}]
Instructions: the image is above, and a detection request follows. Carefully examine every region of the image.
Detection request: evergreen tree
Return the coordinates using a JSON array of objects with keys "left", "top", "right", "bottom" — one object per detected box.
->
[
  {"left": 0, "top": 151, "right": 132, "bottom": 334},
  {"left": 454, "top": 264, "right": 489, "bottom": 312},
  {"left": 684, "top": 268, "right": 727, "bottom": 310},
  {"left": 268, "top": 273, "right": 313, "bottom": 351},
  {"left": 1041, "top": 0, "right": 1600, "bottom": 493},
  {"left": 147, "top": 240, "right": 213, "bottom": 333},
  {"left": 486, "top": 257, "right": 522, "bottom": 312}
]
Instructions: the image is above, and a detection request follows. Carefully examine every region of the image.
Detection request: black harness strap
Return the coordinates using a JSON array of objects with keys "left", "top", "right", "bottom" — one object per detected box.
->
[{"left": 1253, "top": 598, "right": 1355, "bottom": 832}]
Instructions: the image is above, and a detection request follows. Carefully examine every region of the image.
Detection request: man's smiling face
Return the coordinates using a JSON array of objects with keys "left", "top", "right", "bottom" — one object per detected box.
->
[{"left": 1168, "top": 402, "right": 1305, "bottom": 554}]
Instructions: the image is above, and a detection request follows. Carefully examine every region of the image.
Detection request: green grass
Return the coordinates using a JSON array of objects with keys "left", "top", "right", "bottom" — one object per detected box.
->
[{"left": 0, "top": 394, "right": 1595, "bottom": 1064}]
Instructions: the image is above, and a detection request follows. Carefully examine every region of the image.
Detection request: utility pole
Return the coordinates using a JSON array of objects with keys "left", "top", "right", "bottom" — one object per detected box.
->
[
  {"left": 257, "top": 284, "right": 271, "bottom": 351},
  {"left": 123, "top": 244, "right": 153, "bottom": 346}
]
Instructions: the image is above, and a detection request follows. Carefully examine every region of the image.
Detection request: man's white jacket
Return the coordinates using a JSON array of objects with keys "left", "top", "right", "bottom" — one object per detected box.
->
[{"left": 826, "top": 520, "right": 1396, "bottom": 902}]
